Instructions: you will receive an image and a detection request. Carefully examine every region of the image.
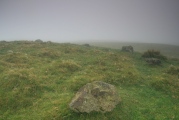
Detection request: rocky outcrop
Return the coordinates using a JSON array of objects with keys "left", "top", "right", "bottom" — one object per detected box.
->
[
  {"left": 121, "top": 46, "right": 134, "bottom": 53},
  {"left": 69, "top": 81, "right": 121, "bottom": 113}
]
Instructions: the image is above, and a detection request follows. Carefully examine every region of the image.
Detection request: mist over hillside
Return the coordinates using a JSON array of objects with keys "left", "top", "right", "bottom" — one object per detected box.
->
[{"left": 78, "top": 42, "right": 179, "bottom": 58}]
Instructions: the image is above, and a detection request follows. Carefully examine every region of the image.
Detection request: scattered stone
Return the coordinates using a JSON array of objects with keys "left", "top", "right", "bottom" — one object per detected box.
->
[
  {"left": 69, "top": 81, "right": 121, "bottom": 113},
  {"left": 83, "top": 44, "right": 90, "bottom": 47},
  {"left": 121, "top": 46, "right": 134, "bottom": 53},
  {"left": 35, "top": 39, "right": 43, "bottom": 43},
  {"left": 145, "top": 58, "right": 161, "bottom": 65}
]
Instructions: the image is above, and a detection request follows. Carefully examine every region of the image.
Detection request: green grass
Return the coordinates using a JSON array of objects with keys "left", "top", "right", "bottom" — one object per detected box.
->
[{"left": 0, "top": 40, "right": 179, "bottom": 120}]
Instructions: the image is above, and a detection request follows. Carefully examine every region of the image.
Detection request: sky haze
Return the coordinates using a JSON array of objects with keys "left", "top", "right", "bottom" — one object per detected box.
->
[{"left": 0, "top": 0, "right": 179, "bottom": 45}]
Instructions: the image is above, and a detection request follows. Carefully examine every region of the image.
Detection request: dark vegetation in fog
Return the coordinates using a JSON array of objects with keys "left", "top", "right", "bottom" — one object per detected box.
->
[{"left": 142, "top": 49, "right": 167, "bottom": 60}]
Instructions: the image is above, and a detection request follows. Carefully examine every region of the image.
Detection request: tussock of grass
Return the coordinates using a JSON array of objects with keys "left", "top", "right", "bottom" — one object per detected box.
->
[
  {"left": 2, "top": 52, "right": 29, "bottom": 64},
  {"left": 47, "top": 60, "right": 81, "bottom": 76},
  {"left": 37, "top": 48, "right": 61, "bottom": 59},
  {"left": 0, "top": 41, "right": 179, "bottom": 120},
  {"left": 0, "top": 68, "right": 43, "bottom": 112},
  {"left": 150, "top": 73, "right": 179, "bottom": 97},
  {"left": 166, "top": 65, "right": 179, "bottom": 75}
]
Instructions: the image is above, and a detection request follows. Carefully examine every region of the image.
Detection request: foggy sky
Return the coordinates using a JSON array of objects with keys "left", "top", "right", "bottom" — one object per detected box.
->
[{"left": 0, "top": 0, "right": 179, "bottom": 45}]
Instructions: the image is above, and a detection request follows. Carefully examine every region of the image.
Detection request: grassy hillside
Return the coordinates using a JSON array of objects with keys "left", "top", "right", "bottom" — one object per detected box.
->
[
  {"left": 0, "top": 41, "right": 179, "bottom": 120},
  {"left": 87, "top": 42, "right": 179, "bottom": 58}
]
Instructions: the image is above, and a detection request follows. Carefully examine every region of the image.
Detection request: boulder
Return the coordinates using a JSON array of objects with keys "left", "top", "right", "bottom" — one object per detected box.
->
[
  {"left": 69, "top": 81, "right": 121, "bottom": 113},
  {"left": 145, "top": 58, "right": 161, "bottom": 65},
  {"left": 121, "top": 46, "right": 134, "bottom": 53}
]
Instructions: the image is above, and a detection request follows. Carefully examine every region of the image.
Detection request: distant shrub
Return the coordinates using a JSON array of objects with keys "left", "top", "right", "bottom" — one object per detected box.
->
[{"left": 142, "top": 49, "right": 167, "bottom": 60}]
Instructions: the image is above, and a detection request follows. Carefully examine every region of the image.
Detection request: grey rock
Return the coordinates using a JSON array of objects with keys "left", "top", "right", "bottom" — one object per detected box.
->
[
  {"left": 145, "top": 58, "right": 161, "bottom": 65},
  {"left": 121, "top": 46, "right": 134, "bottom": 53},
  {"left": 69, "top": 81, "right": 121, "bottom": 113}
]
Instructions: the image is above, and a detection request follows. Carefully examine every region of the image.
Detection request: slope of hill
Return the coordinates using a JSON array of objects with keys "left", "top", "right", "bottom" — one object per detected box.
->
[
  {"left": 0, "top": 41, "right": 179, "bottom": 120},
  {"left": 88, "top": 42, "right": 179, "bottom": 58}
]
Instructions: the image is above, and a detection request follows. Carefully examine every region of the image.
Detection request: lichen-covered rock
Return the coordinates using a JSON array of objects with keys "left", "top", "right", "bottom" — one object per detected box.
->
[
  {"left": 121, "top": 46, "right": 134, "bottom": 53},
  {"left": 145, "top": 58, "right": 161, "bottom": 65},
  {"left": 69, "top": 81, "right": 121, "bottom": 113}
]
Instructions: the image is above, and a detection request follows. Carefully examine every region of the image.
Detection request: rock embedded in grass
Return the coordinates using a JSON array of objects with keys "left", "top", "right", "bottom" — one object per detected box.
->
[
  {"left": 69, "top": 81, "right": 121, "bottom": 113},
  {"left": 121, "top": 45, "right": 134, "bottom": 53},
  {"left": 145, "top": 58, "right": 161, "bottom": 65}
]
